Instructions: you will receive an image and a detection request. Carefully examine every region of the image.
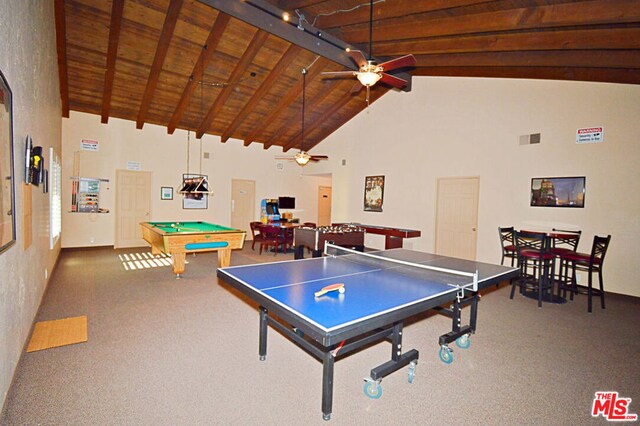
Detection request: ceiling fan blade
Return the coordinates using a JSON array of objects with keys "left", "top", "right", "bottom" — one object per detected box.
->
[
  {"left": 346, "top": 49, "right": 368, "bottom": 68},
  {"left": 379, "top": 72, "right": 408, "bottom": 89},
  {"left": 321, "top": 71, "right": 357, "bottom": 78},
  {"left": 310, "top": 155, "right": 328, "bottom": 160},
  {"left": 379, "top": 54, "right": 417, "bottom": 72}
]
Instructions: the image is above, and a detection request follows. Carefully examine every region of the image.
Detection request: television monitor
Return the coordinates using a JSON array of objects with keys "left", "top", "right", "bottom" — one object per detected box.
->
[
  {"left": 530, "top": 176, "right": 585, "bottom": 207},
  {"left": 278, "top": 196, "right": 295, "bottom": 209}
]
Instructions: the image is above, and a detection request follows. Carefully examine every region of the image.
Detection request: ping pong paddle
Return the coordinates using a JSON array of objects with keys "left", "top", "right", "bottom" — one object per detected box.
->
[{"left": 314, "top": 283, "right": 345, "bottom": 298}]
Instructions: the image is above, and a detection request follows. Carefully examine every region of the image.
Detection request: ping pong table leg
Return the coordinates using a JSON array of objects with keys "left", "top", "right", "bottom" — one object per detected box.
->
[
  {"left": 259, "top": 307, "right": 268, "bottom": 361},
  {"left": 321, "top": 351, "right": 335, "bottom": 421}
]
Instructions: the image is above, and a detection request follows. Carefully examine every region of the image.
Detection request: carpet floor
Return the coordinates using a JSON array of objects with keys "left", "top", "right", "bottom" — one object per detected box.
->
[{"left": 2, "top": 245, "right": 639, "bottom": 425}]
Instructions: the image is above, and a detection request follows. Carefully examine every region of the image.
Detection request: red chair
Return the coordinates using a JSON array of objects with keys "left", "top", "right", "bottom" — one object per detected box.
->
[
  {"left": 549, "top": 228, "right": 581, "bottom": 292},
  {"left": 510, "top": 231, "right": 555, "bottom": 308},
  {"left": 249, "top": 221, "right": 264, "bottom": 251},
  {"left": 498, "top": 226, "right": 517, "bottom": 266},
  {"left": 258, "top": 225, "right": 285, "bottom": 255},
  {"left": 557, "top": 235, "right": 611, "bottom": 313}
]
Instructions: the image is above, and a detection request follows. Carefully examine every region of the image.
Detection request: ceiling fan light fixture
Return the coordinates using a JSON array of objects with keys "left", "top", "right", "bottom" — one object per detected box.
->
[
  {"left": 294, "top": 152, "right": 310, "bottom": 166},
  {"left": 357, "top": 71, "right": 381, "bottom": 87}
]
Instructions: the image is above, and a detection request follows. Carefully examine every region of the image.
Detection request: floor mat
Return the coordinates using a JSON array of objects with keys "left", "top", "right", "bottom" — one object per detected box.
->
[{"left": 26, "top": 316, "right": 88, "bottom": 352}]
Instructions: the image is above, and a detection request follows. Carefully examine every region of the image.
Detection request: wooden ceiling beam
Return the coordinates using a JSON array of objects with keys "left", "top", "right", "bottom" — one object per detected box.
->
[
  {"left": 100, "top": 0, "right": 124, "bottom": 124},
  {"left": 136, "top": 0, "right": 184, "bottom": 130},
  {"left": 54, "top": 0, "right": 70, "bottom": 118},
  {"left": 415, "top": 50, "right": 640, "bottom": 69},
  {"left": 373, "top": 27, "right": 640, "bottom": 56},
  {"left": 166, "top": 13, "right": 230, "bottom": 135},
  {"left": 196, "top": 30, "right": 269, "bottom": 139},
  {"left": 282, "top": 80, "right": 356, "bottom": 151},
  {"left": 220, "top": 44, "right": 303, "bottom": 143},
  {"left": 245, "top": 57, "right": 329, "bottom": 147},
  {"left": 266, "top": 77, "right": 341, "bottom": 150},
  {"left": 197, "top": 0, "right": 355, "bottom": 69},
  {"left": 308, "top": 0, "right": 493, "bottom": 29},
  {"left": 413, "top": 66, "right": 640, "bottom": 85},
  {"left": 305, "top": 86, "right": 388, "bottom": 151},
  {"left": 339, "top": 0, "right": 640, "bottom": 43}
]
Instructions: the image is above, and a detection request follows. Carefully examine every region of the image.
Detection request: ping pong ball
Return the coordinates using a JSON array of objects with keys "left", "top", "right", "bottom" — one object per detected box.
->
[{"left": 338, "top": 287, "right": 345, "bottom": 293}]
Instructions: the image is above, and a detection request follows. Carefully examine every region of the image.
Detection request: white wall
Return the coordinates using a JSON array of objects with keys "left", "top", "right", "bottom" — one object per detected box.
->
[
  {"left": 314, "top": 77, "right": 640, "bottom": 297},
  {"left": 61, "top": 112, "right": 330, "bottom": 247},
  {"left": 0, "top": 0, "right": 61, "bottom": 409}
]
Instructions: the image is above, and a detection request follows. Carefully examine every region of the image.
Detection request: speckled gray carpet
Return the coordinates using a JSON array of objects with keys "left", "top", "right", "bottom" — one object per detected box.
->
[{"left": 2, "top": 245, "right": 639, "bottom": 425}]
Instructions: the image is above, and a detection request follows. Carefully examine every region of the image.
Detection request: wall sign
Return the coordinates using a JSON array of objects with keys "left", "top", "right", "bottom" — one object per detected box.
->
[
  {"left": 81, "top": 139, "right": 99, "bottom": 151},
  {"left": 576, "top": 127, "right": 604, "bottom": 144}
]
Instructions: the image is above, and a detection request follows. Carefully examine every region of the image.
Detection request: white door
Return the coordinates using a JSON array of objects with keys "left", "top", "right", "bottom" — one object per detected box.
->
[
  {"left": 435, "top": 177, "right": 479, "bottom": 260},
  {"left": 115, "top": 170, "right": 151, "bottom": 248},
  {"left": 230, "top": 179, "right": 255, "bottom": 235},
  {"left": 317, "top": 186, "right": 332, "bottom": 226}
]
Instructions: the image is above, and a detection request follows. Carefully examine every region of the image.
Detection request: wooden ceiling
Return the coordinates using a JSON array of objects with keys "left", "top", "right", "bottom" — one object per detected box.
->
[{"left": 55, "top": 0, "right": 640, "bottom": 152}]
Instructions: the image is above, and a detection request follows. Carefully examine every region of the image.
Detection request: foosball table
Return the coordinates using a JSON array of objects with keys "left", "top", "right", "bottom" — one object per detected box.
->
[{"left": 294, "top": 224, "right": 365, "bottom": 259}]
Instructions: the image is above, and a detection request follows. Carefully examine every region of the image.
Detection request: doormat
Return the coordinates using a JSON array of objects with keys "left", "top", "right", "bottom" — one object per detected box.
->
[{"left": 26, "top": 316, "right": 88, "bottom": 352}]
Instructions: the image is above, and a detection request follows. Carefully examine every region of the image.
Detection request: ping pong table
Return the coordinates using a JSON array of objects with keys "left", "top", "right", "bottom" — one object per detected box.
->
[{"left": 217, "top": 244, "right": 518, "bottom": 420}]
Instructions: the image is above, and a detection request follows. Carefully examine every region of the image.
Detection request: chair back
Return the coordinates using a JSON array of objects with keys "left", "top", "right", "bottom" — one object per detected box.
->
[
  {"left": 498, "top": 226, "right": 514, "bottom": 247},
  {"left": 590, "top": 235, "right": 611, "bottom": 266},
  {"left": 551, "top": 228, "right": 581, "bottom": 251},
  {"left": 259, "top": 225, "right": 281, "bottom": 240},
  {"left": 303, "top": 222, "right": 317, "bottom": 228},
  {"left": 515, "top": 230, "right": 549, "bottom": 258},
  {"left": 249, "top": 221, "right": 262, "bottom": 238}
]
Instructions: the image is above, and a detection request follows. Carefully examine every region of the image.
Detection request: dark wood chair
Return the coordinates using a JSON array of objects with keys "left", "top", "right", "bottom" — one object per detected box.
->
[
  {"left": 510, "top": 231, "right": 555, "bottom": 308},
  {"left": 557, "top": 235, "right": 611, "bottom": 313},
  {"left": 303, "top": 222, "right": 316, "bottom": 228},
  {"left": 249, "top": 221, "right": 264, "bottom": 251},
  {"left": 258, "top": 225, "right": 285, "bottom": 255},
  {"left": 498, "top": 226, "right": 517, "bottom": 266},
  {"left": 549, "top": 228, "right": 581, "bottom": 292}
]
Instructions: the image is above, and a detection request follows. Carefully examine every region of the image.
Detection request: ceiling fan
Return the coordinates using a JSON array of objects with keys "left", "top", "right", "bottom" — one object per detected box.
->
[
  {"left": 275, "top": 68, "right": 328, "bottom": 166},
  {"left": 322, "top": 0, "right": 417, "bottom": 102}
]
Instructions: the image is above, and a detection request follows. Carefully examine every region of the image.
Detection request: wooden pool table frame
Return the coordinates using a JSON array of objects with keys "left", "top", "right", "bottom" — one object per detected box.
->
[{"left": 140, "top": 222, "right": 245, "bottom": 277}]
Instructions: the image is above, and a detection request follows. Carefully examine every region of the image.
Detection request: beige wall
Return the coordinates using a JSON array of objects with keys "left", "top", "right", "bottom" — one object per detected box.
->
[
  {"left": 61, "top": 112, "right": 330, "bottom": 247},
  {"left": 315, "top": 77, "right": 640, "bottom": 297},
  {"left": 0, "top": 0, "right": 62, "bottom": 408}
]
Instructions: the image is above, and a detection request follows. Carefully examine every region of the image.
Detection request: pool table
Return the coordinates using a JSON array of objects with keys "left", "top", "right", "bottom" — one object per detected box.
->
[{"left": 140, "top": 221, "right": 245, "bottom": 277}]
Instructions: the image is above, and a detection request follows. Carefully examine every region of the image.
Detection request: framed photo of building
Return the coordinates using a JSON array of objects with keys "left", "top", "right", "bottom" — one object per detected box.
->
[
  {"left": 364, "top": 175, "right": 385, "bottom": 212},
  {"left": 0, "top": 69, "right": 16, "bottom": 254},
  {"left": 530, "top": 176, "right": 586, "bottom": 207}
]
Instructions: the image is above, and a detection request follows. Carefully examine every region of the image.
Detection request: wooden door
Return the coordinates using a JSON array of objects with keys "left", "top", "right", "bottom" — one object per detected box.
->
[
  {"left": 435, "top": 177, "right": 479, "bottom": 260},
  {"left": 115, "top": 170, "right": 151, "bottom": 248},
  {"left": 317, "top": 186, "right": 332, "bottom": 226},
  {"left": 230, "top": 179, "right": 255, "bottom": 234}
]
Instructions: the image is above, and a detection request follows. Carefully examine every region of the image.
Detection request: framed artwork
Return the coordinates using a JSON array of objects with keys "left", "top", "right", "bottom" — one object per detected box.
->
[
  {"left": 0, "top": 69, "right": 16, "bottom": 254},
  {"left": 182, "top": 174, "right": 208, "bottom": 209},
  {"left": 364, "top": 175, "right": 385, "bottom": 212},
  {"left": 530, "top": 176, "right": 586, "bottom": 208},
  {"left": 160, "top": 186, "right": 173, "bottom": 200}
]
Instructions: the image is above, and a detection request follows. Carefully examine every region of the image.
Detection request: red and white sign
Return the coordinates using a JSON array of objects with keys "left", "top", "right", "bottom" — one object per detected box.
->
[
  {"left": 81, "top": 139, "right": 99, "bottom": 151},
  {"left": 576, "top": 127, "right": 604, "bottom": 144},
  {"left": 592, "top": 391, "right": 637, "bottom": 421}
]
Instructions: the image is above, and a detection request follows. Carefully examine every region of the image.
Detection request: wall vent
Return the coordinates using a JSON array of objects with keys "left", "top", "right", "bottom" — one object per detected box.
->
[{"left": 519, "top": 133, "right": 541, "bottom": 145}]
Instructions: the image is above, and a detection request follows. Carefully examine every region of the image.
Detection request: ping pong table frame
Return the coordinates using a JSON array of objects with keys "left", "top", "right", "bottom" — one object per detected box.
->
[{"left": 218, "top": 262, "right": 518, "bottom": 421}]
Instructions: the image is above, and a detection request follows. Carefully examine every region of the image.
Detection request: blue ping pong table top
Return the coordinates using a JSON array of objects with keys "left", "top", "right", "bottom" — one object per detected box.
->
[{"left": 218, "top": 248, "right": 515, "bottom": 332}]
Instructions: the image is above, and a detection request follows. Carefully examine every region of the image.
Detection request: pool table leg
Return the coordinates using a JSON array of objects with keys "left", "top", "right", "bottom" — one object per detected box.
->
[
  {"left": 218, "top": 249, "right": 231, "bottom": 268},
  {"left": 171, "top": 252, "right": 186, "bottom": 277}
]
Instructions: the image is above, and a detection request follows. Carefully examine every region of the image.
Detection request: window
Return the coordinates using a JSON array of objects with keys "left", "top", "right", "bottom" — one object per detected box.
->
[{"left": 49, "top": 147, "right": 61, "bottom": 249}]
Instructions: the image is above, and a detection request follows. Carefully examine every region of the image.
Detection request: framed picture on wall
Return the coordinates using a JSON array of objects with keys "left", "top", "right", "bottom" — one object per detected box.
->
[
  {"left": 161, "top": 186, "right": 173, "bottom": 200},
  {"left": 364, "top": 175, "right": 385, "bottom": 212},
  {"left": 0, "top": 69, "right": 16, "bottom": 254},
  {"left": 530, "top": 176, "right": 586, "bottom": 207}
]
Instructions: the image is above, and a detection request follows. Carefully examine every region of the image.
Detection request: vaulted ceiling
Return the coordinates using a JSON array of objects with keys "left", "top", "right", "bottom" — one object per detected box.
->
[{"left": 55, "top": 0, "right": 640, "bottom": 153}]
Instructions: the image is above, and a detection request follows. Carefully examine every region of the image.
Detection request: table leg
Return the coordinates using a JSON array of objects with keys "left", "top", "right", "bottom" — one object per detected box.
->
[
  {"left": 321, "top": 350, "right": 335, "bottom": 421},
  {"left": 259, "top": 307, "right": 268, "bottom": 361},
  {"left": 218, "top": 249, "right": 231, "bottom": 268},
  {"left": 171, "top": 252, "right": 186, "bottom": 276}
]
